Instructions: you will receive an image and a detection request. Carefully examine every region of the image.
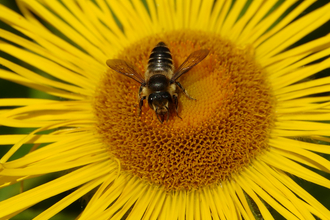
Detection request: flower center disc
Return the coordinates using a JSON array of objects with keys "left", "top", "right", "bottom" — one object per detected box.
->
[{"left": 94, "top": 31, "right": 275, "bottom": 190}]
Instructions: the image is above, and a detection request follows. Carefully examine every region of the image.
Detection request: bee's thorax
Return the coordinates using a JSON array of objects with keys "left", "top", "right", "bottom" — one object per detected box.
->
[{"left": 148, "top": 74, "right": 169, "bottom": 92}]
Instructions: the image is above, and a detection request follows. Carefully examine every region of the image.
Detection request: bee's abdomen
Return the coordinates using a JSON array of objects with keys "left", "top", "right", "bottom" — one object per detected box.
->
[{"left": 148, "top": 42, "right": 173, "bottom": 72}]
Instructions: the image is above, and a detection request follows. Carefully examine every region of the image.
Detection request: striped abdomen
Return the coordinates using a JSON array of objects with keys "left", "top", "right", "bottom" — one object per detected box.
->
[{"left": 147, "top": 42, "right": 173, "bottom": 72}]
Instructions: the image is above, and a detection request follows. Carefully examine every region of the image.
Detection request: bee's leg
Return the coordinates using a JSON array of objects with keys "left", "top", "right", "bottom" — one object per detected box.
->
[
  {"left": 138, "top": 85, "right": 143, "bottom": 100},
  {"left": 173, "top": 94, "right": 182, "bottom": 119},
  {"left": 138, "top": 85, "right": 146, "bottom": 116},
  {"left": 175, "top": 82, "right": 196, "bottom": 100},
  {"left": 155, "top": 109, "right": 163, "bottom": 123},
  {"left": 157, "top": 115, "right": 163, "bottom": 123},
  {"left": 165, "top": 106, "right": 170, "bottom": 122},
  {"left": 138, "top": 96, "right": 146, "bottom": 116}
]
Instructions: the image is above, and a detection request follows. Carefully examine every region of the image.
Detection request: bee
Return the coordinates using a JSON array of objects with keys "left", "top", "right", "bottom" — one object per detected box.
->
[{"left": 106, "top": 42, "right": 209, "bottom": 123}]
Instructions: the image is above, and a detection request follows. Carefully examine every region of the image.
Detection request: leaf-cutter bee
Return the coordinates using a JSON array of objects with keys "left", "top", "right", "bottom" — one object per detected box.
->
[{"left": 106, "top": 42, "right": 209, "bottom": 123}]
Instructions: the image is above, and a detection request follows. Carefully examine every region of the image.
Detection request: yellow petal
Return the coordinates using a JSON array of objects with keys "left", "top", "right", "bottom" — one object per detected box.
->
[
  {"left": 0, "top": 44, "right": 94, "bottom": 93},
  {"left": 247, "top": 164, "right": 314, "bottom": 219},
  {"left": 0, "top": 133, "right": 85, "bottom": 145},
  {"left": 276, "top": 83, "right": 330, "bottom": 101},
  {"left": 240, "top": 172, "right": 300, "bottom": 220},
  {"left": 262, "top": 33, "right": 330, "bottom": 68},
  {"left": 34, "top": 176, "right": 105, "bottom": 220},
  {"left": 256, "top": 162, "right": 330, "bottom": 219},
  {"left": 0, "top": 162, "right": 111, "bottom": 219},
  {"left": 269, "top": 137, "right": 330, "bottom": 154},
  {"left": 261, "top": 151, "right": 330, "bottom": 188},
  {"left": 257, "top": 3, "right": 330, "bottom": 59},
  {"left": 237, "top": 0, "right": 278, "bottom": 44},
  {"left": 236, "top": 174, "right": 275, "bottom": 220},
  {"left": 0, "top": 69, "right": 85, "bottom": 100}
]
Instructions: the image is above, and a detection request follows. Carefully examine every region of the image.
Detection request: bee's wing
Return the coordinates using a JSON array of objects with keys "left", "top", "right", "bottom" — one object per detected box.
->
[
  {"left": 106, "top": 59, "right": 145, "bottom": 85},
  {"left": 170, "top": 49, "right": 209, "bottom": 82}
]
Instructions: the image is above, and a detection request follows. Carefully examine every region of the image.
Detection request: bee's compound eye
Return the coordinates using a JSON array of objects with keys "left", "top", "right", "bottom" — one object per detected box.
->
[
  {"left": 148, "top": 93, "right": 160, "bottom": 104},
  {"left": 162, "top": 92, "right": 171, "bottom": 100},
  {"left": 148, "top": 93, "right": 160, "bottom": 108}
]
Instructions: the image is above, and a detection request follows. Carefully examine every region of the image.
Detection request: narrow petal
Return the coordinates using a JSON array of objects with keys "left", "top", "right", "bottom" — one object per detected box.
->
[
  {"left": 109, "top": 183, "right": 149, "bottom": 219},
  {"left": 276, "top": 103, "right": 330, "bottom": 114},
  {"left": 0, "top": 161, "right": 112, "bottom": 219},
  {"left": 277, "top": 96, "right": 330, "bottom": 108},
  {"left": 203, "top": 187, "right": 223, "bottom": 220},
  {"left": 186, "top": 190, "right": 196, "bottom": 220},
  {"left": 91, "top": 177, "right": 149, "bottom": 219},
  {"left": 0, "top": 120, "right": 93, "bottom": 163},
  {"left": 261, "top": 150, "right": 330, "bottom": 188},
  {"left": 275, "top": 121, "right": 330, "bottom": 131},
  {"left": 213, "top": 0, "right": 231, "bottom": 34},
  {"left": 0, "top": 98, "right": 57, "bottom": 106},
  {"left": 1, "top": 101, "right": 91, "bottom": 118},
  {"left": 199, "top": 190, "right": 213, "bottom": 220},
  {"left": 17, "top": 1, "right": 108, "bottom": 62},
  {"left": 230, "top": 182, "right": 255, "bottom": 220},
  {"left": 262, "top": 33, "right": 330, "bottom": 68},
  {"left": 244, "top": 1, "right": 299, "bottom": 45},
  {"left": 236, "top": 174, "right": 274, "bottom": 220},
  {"left": 1, "top": 147, "right": 107, "bottom": 176},
  {"left": 276, "top": 76, "right": 330, "bottom": 96},
  {"left": 107, "top": 1, "right": 149, "bottom": 41},
  {"left": 220, "top": 0, "right": 247, "bottom": 37},
  {"left": 230, "top": 0, "right": 264, "bottom": 42},
  {"left": 272, "top": 129, "right": 330, "bottom": 137},
  {"left": 236, "top": 0, "right": 278, "bottom": 44},
  {"left": 0, "top": 5, "right": 106, "bottom": 79},
  {"left": 222, "top": 183, "right": 239, "bottom": 219},
  {"left": 253, "top": 1, "right": 314, "bottom": 49},
  {"left": 0, "top": 134, "right": 80, "bottom": 145},
  {"left": 269, "top": 137, "right": 330, "bottom": 154},
  {"left": 0, "top": 69, "right": 85, "bottom": 100},
  {"left": 195, "top": 0, "right": 213, "bottom": 31},
  {"left": 227, "top": 182, "right": 254, "bottom": 220},
  {"left": 257, "top": 3, "right": 330, "bottom": 59},
  {"left": 79, "top": 170, "right": 121, "bottom": 219},
  {"left": 125, "top": 186, "right": 156, "bottom": 219},
  {"left": 34, "top": 176, "right": 105, "bottom": 220},
  {"left": 239, "top": 173, "right": 300, "bottom": 220},
  {"left": 244, "top": 167, "right": 313, "bottom": 219},
  {"left": 269, "top": 47, "right": 330, "bottom": 83},
  {"left": 256, "top": 162, "right": 330, "bottom": 219},
  {"left": 3, "top": 133, "right": 98, "bottom": 169},
  {"left": 0, "top": 44, "right": 94, "bottom": 93},
  {"left": 141, "top": 187, "right": 166, "bottom": 220},
  {"left": 276, "top": 82, "right": 330, "bottom": 101},
  {"left": 41, "top": 1, "right": 109, "bottom": 51},
  {"left": 206, "top": 187, "right": 226, "bottom": 219},
  {"left": 272, "top": 148, "right": 330, "bottom": 173},
  {"left": 278, "top": 112, "right": 330, "bottom": 121},
  {"left": 0, "top": 29, "right": 99, "bottom": 83}
]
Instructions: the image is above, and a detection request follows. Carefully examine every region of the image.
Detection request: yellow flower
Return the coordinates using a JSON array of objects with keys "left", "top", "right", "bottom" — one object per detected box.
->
[{"left": 1, "top": 0, "right": 330, "bottom": 219}]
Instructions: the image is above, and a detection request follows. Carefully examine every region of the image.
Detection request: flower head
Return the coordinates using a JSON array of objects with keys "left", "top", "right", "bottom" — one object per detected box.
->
[{"left": 1, "top": 0, "right": 330, "bottom": 219}]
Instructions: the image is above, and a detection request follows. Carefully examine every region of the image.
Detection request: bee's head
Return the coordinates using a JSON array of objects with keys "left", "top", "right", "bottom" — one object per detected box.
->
[{"left": 148, "top": 92, "right": 172, "bottom": 123}]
